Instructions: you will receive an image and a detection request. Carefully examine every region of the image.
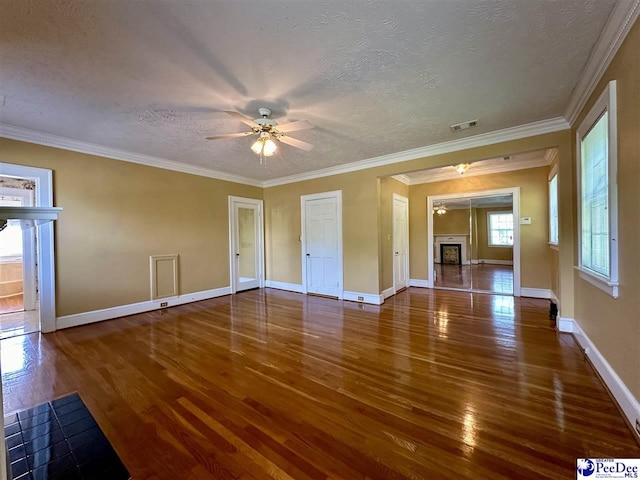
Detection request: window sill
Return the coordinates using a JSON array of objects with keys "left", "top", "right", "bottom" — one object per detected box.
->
[
  {"left": 547, "top": 242, "right": 559, "bottom": 251},
  {"left": 574, "top": 266, "right": 619, "bottom": 298}
]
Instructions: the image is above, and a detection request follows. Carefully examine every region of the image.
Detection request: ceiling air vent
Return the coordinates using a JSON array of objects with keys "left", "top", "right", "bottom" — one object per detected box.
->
[{"left": 450, "top": 119, "right": 479, "bottom": 133}]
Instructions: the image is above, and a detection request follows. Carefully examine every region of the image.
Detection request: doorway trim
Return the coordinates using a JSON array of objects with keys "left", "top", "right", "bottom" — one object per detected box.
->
[
  {"left": 300, "top": 190, "right": 343, "bottom": 299},
  {"left": 427, "top": 187, "right": 521, "bottom": 296},
  {"left": 0, "top": 186, "right": 37, "bottom": 310},
  {"left": 0, "top": 162, "right": 56, "bottom": 332},
  {"left": 228, "top": 196, "right": 265, "bottom": 294},
  {"left": 392, "top": 193, "right": 409, "bottom": 294}
]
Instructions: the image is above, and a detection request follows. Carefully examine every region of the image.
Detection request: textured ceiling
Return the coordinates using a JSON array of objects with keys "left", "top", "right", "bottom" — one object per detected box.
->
[{"left": 0, "top": 0, "right": 616, "bottom": 180}]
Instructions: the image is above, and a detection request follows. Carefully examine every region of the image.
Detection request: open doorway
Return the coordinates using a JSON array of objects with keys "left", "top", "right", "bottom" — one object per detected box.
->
[
  {"left": 428, "top": 187, "right": 521, "bottom": 296},
  {"left": 229, "top": 196, "right": 265, "bottom": 293},
  {"left": 0, "top": 177, "right": 39, "bottom": 338}
]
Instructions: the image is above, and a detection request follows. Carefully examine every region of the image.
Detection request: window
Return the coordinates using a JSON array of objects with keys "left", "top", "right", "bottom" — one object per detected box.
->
[
  {"left": 487, "top": 212, "right": 513, "bottom": 246},
  {"left": 576, "top": 80, "right": 618, "bottom": 297},
  {"left": 549, "top": 173, "right": 558, "bottom": 245}
]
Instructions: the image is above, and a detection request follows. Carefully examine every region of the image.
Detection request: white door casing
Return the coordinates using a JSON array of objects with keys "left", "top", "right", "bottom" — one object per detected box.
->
[
  {"left": 392, "top": 193, "right": 409, "bottom": 293},
  {"left": 301, "top": 191, "right": 343, "bottom": 298},
  {"left": 426, "top": 187, "right": 521, "bottom": 296},
  {"left": 0, "top": 163, "right": 56, "bottom": 332},
  {"left": 228, "top": 196, "right": 264, "bottom": 293},
  {"left": 0, "top": 187, "right": 37, "bottom": 311}
]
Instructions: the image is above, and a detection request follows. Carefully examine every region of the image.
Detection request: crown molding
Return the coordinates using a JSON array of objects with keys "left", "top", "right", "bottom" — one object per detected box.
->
[
  {"left": 262, "top": 117, "right": 568, "bottom": 188},
  {"left": 1, "top": 116, "right": 568, "bottom": 189},
  {"left": 0, "top": 123, "right": 262, "bottom": 187},
  {"left": 390, "top": 174, "right": 410, "bottom": 185},
  {"left": 544, "top": 147, "right": 559, "bottom": 164},
  {"left": 404, "top": 155, "right": 551, "bottom": 185},
  {"left": 564, "top": 0, "right": 640, "bottom": 126}
]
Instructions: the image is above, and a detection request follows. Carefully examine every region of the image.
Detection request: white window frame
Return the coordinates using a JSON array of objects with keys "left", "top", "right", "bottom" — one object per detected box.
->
[
  {"left": 575, "top": 80, "right": 618, "bottom": 298},
  {"left": 487, "top": 211, "right": 514, "bottom": 247},
  {"left": 548, "top": 166, "right": 559, "bottom": 247}
]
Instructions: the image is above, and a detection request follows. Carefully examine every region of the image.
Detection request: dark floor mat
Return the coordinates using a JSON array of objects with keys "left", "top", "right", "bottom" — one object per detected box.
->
[{"left": 4, "top": 393, "right": 130, "bottom": 480}]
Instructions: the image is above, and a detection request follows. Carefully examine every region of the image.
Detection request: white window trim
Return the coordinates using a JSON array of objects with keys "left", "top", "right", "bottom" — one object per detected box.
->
[
  {"left": 548, "top": 165, "right": 559, "bottom": 246},
  {"left": 575, "top": 80, "right": 618, "bottom": 298},
  {"left": 487, "top": 210, "right": 514, "bottom": 248}
]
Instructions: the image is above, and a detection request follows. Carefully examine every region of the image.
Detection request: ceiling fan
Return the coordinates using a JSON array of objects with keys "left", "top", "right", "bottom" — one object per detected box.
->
[{"left": 206, "top": 108, "right": 314, "bottom": 160}]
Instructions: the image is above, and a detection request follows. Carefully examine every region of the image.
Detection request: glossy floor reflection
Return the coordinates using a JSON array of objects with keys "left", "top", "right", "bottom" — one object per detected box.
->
[
  {"left": 2, "top": 288, "right": 639, "bottom": 479},
  {"left": 1, "top": 308, "right": 39, "bottom": 340},
  {"left": 434, "top": 263, "right": 513, "bottom": 293}
]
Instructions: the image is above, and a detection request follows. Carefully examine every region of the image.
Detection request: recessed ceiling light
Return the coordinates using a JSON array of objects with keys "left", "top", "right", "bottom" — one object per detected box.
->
[{"left": 449, "top": 119, "right": 479, "bottom": 133}]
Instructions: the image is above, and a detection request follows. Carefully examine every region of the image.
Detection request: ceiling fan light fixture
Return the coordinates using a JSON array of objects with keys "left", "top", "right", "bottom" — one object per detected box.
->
[
  {"left": 434, "top": 204, "right": 448, "bottom": 215},
  {"left": 251, "top": 132, "right": 277, "bottom": 156},
  {"left": 262, "top": 138, "right": 277, "bottom": 156},
  {"left": 454, "top": 163, "right": 470, "bottom": 174}
]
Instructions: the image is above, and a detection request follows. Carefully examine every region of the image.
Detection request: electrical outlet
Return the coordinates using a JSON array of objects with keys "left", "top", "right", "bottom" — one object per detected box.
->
[
  {"left": 636, "top": 419, "right": 640, "bottom": 435},
  {"left": 160, "top": 302, "right": 168, "bottom": 308},
  {"left": 357, "top": 296, "right": 364, "bottom": 301}
]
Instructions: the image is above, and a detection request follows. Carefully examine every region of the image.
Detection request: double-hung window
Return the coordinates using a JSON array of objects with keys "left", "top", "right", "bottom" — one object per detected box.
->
[
  {"left": 487, "top": 212, "right": 513, "bottom": 247},
  {"left": 576, "top": 80, "right": 618, "bottom": 297}
]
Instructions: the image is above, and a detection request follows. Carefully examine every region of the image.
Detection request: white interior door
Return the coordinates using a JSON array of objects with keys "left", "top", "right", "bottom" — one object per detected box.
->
[
  {"left": 229, "top": 197, "right": 264, "bottom": 293},
  {"left": 393, "top": 193, "right": 409, "bottom": 292},
  {"left": 302, "top": 191, "right": 342, "bottom": 298}
]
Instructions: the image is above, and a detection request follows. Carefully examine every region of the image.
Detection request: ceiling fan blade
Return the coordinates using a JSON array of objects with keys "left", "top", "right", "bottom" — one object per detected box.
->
[
  {"left": 275, "top": 120, "right": 314, "bottom": 133},
  {"left": 206, "top": 131, "right": 256, "bottom": 140},
  {"left": 278, "top": 135, "right": 314, "bottom": 151},
  {"left": 224, "top": 110, "right": 259, "bottom": 127}
]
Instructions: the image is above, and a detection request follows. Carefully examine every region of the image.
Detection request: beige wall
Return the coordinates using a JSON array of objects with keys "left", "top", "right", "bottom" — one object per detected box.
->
[
  {"left": 1, "top": 123, "right": 574, "bottom": 318},
  {"left": 571, "top": 19, "right": 640, "bottom": 399},
  {"left": 409, "top": 167, "right": 551, "bottom": 289},
  {"left": 433, "top": 209, "right": 470, "bottom": 235},
  {"left": 378, "top": 177, "right": 409, "bottom": 291},
  {"left": 264, "top": 171, "right": 380, "bottom": 294},
  {"left": 266, "top": 132, "right": 572, "bottom": 299},
  {"left": 0, "top": 138, "right": 262, "bottom": 316}
]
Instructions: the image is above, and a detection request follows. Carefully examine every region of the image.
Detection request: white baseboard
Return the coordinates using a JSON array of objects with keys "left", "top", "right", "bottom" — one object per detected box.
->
[
  {"left": 550, "top": 291, "right": 559, "bottom": 304},
  {"left": 56, "top": 286, "right": 232, "bottom": 330},
  {"left": 557, "top": 316, "right": 574, "bottom": 333},
  {"left": 409, "top": 279, "right": 430, "bottom": 288},
  {"left": 520, "top": 287, "right": 552, "bottom": 299},
  {"left": 571, "top": 319, "right": 640, "bottom": 440},
  {"left": 343, "top": 291, "right": 383, "bottom": 305},
  {"left": 264, "top": 280, "right": 305, "bottom": 294},
  {"left": 382, "top": 287, "right": 395, "bottom": 299},
  {"left": 477, "top": 259, "right": 514, "bottom": 265}
]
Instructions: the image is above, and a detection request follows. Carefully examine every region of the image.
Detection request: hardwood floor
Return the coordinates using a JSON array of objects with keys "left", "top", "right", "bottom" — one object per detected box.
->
[
  {"left": 0, "top": 293, "right": 23, "bottom": 315},
  {"left": 435, "top": 264, "right": 513, "bottom": 294},
  {"left": 0, "top": 307, "right": 39, "bottom": 339},
  {"left": 3, "top": 288, "right": 639, "bottom": 479}
]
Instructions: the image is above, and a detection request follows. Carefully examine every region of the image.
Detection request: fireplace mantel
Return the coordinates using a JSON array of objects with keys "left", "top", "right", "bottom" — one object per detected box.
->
[
  {"left": 434, "top": 234, "right": 469, "bottom": 264},
  {"left": 0, "top": 206, "right": 62, "bottom": 231}
]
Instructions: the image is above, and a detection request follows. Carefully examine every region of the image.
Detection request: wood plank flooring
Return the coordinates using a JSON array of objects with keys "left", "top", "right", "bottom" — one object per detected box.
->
[
  {"left": 434, "top": 264, "right": 513, "bottom": 294},
  {"left": 3, "top": 288, "right": 639, "bottom": 479},
  {"left": 0, "top": 293, "right": 23, "bottom": 315}
]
